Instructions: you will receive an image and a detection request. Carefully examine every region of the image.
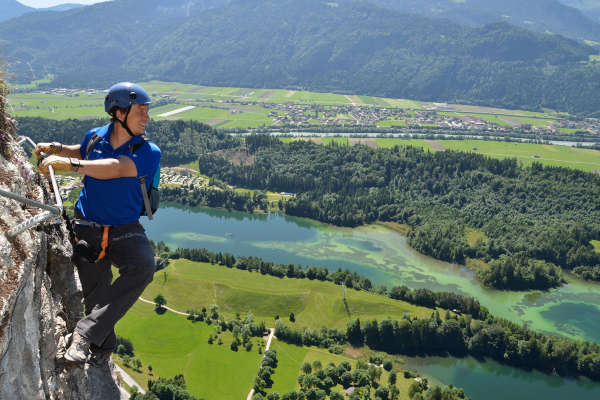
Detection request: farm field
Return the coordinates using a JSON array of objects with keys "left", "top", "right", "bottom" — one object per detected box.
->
[
  {"left": 115, "top": 300, "right": 262, "bottom": 400},
  {"left": 8, "top": 80, "right": 568, "bottom": 124},
  {"left": 139, "top": 259, "right": 434, "bottom": 330}
]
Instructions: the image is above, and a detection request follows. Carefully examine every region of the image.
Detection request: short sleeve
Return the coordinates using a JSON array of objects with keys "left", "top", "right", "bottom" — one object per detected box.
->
[{"left": 125, "top": 142, "right": 161, "bottom": 179}]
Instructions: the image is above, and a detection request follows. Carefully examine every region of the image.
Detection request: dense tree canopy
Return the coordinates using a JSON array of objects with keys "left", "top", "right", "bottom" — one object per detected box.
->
[{"left": 199, "top": 136, "right": 600, "bottom": 289}]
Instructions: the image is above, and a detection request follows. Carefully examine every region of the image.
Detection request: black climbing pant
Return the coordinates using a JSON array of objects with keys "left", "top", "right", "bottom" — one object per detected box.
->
[{"left": 72, "top": 218, "right": 154, "bottom": 355}]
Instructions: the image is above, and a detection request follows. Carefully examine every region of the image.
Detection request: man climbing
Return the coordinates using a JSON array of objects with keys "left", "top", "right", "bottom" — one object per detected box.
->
[{"left": 35, "top": 82, "right": 161, "bottom": 366}]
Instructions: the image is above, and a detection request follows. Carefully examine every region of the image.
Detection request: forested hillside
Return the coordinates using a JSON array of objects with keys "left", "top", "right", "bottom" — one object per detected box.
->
[
  {"left": 198, "top": 136, "right": 600, "bottom": 289},
  {"left": 2, "top": 0, "right": 600, "bottom": 114},
  {"left": 15, "top": 117, "right": 239, "bottom": 166},
  {"left": 361, "top": 0, "right": 600, "bottom": 42}
]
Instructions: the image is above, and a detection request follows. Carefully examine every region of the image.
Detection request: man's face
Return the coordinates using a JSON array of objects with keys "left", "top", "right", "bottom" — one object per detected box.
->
[{"left": 118, "top": 104, "right": 150, "bottom": 135}]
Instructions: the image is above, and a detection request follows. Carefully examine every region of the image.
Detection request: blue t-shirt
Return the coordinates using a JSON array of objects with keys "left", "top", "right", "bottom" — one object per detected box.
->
[{"left": 75, "top": 123, "right": 161, "bottom": 226}]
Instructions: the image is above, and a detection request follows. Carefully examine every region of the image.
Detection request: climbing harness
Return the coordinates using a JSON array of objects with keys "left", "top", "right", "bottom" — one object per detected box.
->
[
  {"left": 0, "top": 136, "right": 63, "bottom": 238},
  {"left": 72, "top": 218, "right": 110, "bottom": 263}
]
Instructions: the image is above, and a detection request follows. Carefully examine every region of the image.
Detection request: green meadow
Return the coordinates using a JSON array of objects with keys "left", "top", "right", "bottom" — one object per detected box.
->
[
  {"left": 275, "top": 137, "right": 600, "bottom": 172},
  {"left": 442, "top": 140, "right": 600, "bottom": 171},
  {"left": 7, "top": 92, "right": 105, "bottom": 119},
  {"left": 373, "top": 138, "right": 599, "bottom": 172},
  {"left": 162, "top": 105, "right": 275, "bottom": 128},
  {"left": 115, "top": 259, "right": 438, "bottom": 399},
  {"left": 140, "top": 259, "right": 434, "bottom": 330},
  {"left": 115, "top": 301, "right": 262, "bottom": 400}
]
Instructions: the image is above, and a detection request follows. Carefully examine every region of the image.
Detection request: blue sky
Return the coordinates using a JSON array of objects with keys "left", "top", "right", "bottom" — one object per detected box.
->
[{"left": 19, "top": 0, "right": 109, "bottom": 8}]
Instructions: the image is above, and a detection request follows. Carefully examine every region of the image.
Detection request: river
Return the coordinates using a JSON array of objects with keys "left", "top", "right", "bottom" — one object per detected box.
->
[{"left": 141, "top": 205, "right": 600, "bottom": 399}]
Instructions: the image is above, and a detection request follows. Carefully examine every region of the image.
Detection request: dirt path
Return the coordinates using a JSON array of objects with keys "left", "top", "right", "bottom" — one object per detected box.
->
[
  {"left": 285, "top": 90, "right": 296, "bottom": 98},
  {"left": 113, "top": 362, "right": 146, "bottom": 395},
  {"left": 138, "top": 297, "right": 189, "bottom": 316},
  {"left": 425, "top": 139, "right": 447, "bottom": 151},
  {"left": 246, "top": 328, "right": 275, "bottom": 400}
]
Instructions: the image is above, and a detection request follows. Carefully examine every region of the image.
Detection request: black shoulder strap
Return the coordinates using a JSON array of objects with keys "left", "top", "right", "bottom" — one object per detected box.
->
[
  {"left": 85, "top": 133, "right": 102, "bottom": 160},
  {"left": 129, "top": 137, "right": 149, "bottom": 154}
]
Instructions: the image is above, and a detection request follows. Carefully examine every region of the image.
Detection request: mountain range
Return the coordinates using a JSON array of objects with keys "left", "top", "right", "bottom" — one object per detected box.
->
[
  {"left": 361, "top": 0, "right": 600, "bottom": 43},
  {"left": 0, "top": 0, "right": 86, "bottom": 22},
  {"left": 1, "top": 0, "right": 600, "bottom": 114}
]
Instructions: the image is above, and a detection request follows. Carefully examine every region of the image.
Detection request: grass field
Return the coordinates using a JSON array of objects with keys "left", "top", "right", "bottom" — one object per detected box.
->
[
  {"left": 592, "top": 240, "right": 600, "bottom": 253},
  {"left": 140, "top": 259, "right": 434, "bottom": 330},
  {"left": 164, "top": 105, "right": 275, "bottom": 129},
  {"left": 115, "top": 301, "right": 262, "bottom": 400},
  {"left": 116, "top": 260, "right": 438, "bottom": 399},
  {"left": 442, "top": 140, "right": 600, "bottom": 172},
  {"left": 275, "top": 136, "right": 600, "bottom": 172},
  {"left": 7, "top": 92, "right": 105, "bottom": 119}
]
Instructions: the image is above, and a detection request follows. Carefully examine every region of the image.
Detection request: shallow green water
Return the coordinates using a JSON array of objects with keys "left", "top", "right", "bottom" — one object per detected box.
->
[{"left": 143, "top": 205, "right": 600, "bottom": 344}]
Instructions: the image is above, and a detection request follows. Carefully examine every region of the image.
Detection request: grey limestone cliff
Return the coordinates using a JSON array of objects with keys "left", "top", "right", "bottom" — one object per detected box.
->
[{"left": 0, "top": 78, "right": 124, "bottom": 399}]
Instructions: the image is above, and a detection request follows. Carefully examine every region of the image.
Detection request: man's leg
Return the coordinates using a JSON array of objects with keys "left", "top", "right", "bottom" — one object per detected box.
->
[
  {"left": 67, "top": 224, "right": 112, "bottom": 362},
  {"left": 74, "top": 222, "right": 155, "bottom": 352}
]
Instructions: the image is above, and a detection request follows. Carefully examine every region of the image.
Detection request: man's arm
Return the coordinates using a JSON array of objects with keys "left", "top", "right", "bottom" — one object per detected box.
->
[
  {"left": 38, "top": 155, "right": 138, "bottom": 180},
  {"left": 34, "top": 142, "right": 82, "bottom": 159}
]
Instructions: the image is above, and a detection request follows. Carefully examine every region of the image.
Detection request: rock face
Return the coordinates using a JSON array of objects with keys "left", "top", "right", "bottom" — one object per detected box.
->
[{"left": 0, "top": 80, "right": 123, "bottom": 398}]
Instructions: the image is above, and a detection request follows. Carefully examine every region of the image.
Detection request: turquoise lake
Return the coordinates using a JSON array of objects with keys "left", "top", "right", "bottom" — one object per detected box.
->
[{"left": 142, "top": 205, "right": 600, "bottom": 399}]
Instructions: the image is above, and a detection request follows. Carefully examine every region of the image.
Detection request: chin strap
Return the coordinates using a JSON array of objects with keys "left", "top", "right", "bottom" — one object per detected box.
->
[{"left": 114, "top": 107, "right": 135, "bottom": 137}]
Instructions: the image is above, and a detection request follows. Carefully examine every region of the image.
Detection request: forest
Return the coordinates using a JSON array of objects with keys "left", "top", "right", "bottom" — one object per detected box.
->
[
  {"left": 275, "top": 312, "right": 600, "bottom": 382},
  {"left": 15, "top": 117, "right": 239, "bottom": 166},
  {"left": 198, "top": 135, "right": 600, "bottom": 289}
]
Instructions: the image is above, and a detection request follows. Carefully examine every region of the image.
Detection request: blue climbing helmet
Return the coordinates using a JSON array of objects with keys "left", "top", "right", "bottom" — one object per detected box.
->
[
  {"left": 104, "top": 82, "right": 152, "bottom": 137},
  {"left": 104, "top": 82, "right": 151, "bottom": 115}
]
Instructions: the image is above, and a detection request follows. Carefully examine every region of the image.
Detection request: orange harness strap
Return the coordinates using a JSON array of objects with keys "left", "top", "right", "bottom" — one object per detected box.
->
[{"left": 96, "top": 226, "right": 110, "bottom": 262}]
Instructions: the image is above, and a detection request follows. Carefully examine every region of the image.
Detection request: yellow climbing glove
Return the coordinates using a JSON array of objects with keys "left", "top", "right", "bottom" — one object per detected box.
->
[
  {"left": 38, "top": 156, "right": 81, "bottom": 174},
  {"left": 34, "top": 142, "right": 62, "bottom": 160}
]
